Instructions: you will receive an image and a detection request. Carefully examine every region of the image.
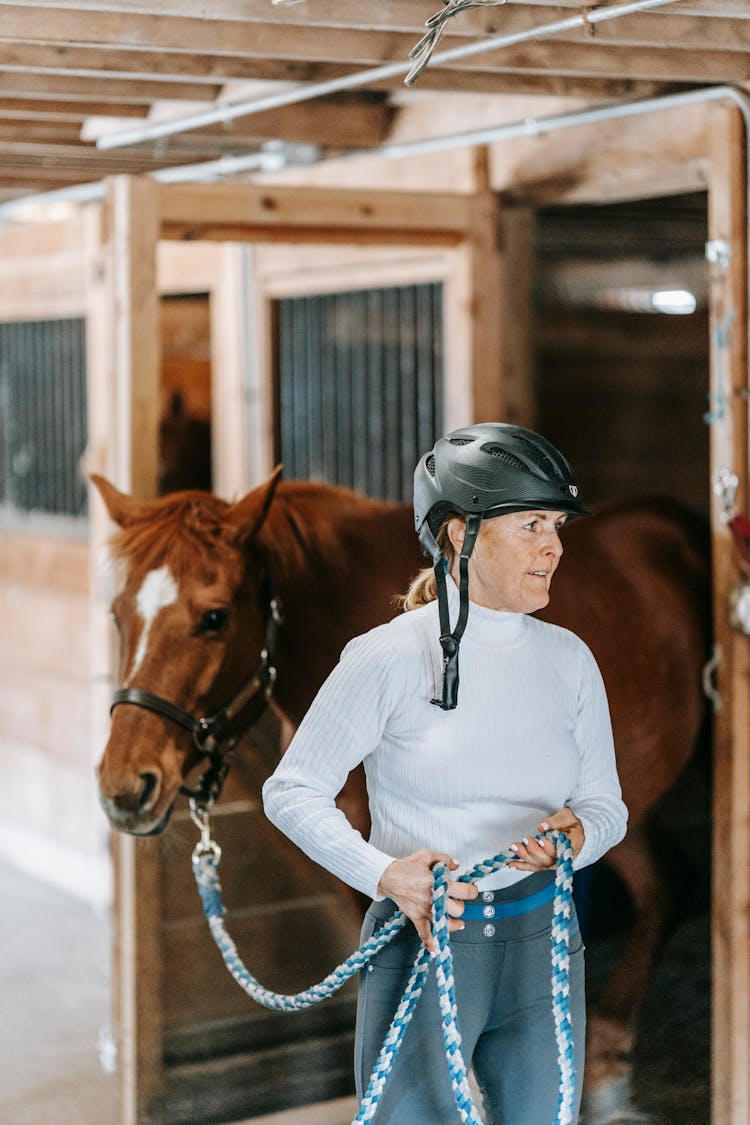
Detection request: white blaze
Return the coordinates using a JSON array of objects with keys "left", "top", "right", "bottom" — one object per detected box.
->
[{"left": 126, "top": 564, "right": 179, "bottom": 683}]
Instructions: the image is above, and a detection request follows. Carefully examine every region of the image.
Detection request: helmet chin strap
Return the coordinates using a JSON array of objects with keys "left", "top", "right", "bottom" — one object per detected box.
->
[{"left": 430, "top": 512, "right": 482, "bottom": 710}]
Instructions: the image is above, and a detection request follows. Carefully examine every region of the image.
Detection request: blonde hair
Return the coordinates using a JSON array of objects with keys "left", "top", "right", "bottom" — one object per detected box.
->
[{"left": 398, "top": 513, "right": 462, "bottom": 611}]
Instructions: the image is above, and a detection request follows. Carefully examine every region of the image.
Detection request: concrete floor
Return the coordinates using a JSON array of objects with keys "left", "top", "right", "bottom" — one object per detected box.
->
[
  {"left": 0, "top": 862, "right": 120, "bottom": 1125},
  {"left": 0, "top": 861, "right": 355, "bottom": 1125}
]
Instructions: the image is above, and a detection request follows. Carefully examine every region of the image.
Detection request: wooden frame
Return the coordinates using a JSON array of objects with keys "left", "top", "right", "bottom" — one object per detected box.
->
[{"left": 706, "top": 105, "right": 750, "bottom": 1125}]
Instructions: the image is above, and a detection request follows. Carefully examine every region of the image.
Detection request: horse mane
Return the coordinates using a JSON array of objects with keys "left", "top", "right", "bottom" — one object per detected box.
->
[
  {"left": 108, "top": 479, "right": 408, "bottom": 591},
  {"left": 262, "top": 481, "right": 405, "bottom": 587},
  {"left": 109, "top": 491, "right": 236, "bottom": 579}
]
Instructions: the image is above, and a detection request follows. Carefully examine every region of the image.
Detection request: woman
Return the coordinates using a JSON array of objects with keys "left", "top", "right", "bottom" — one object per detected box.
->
[{"left": 263, "top": 422, "right": 627, "bottom": 1124}]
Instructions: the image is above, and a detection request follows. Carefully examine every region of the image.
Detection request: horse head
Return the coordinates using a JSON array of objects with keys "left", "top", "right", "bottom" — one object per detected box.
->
[{"left": 92, "top": 469, "right": 282, "bottom": 835}]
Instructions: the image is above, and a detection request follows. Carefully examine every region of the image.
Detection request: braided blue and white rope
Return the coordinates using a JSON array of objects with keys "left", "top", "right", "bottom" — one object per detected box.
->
[{"left": 192, "top": 828, "right": 576, "bottom": 1124}]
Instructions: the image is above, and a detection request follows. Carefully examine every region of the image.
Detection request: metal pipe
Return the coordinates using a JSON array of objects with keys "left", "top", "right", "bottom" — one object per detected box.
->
[
  {"left": 96, "top": 0, "right": 683, "bottom": 151},
  {"left": 367, "top": 86, "right": 750, "bottom": 162}
]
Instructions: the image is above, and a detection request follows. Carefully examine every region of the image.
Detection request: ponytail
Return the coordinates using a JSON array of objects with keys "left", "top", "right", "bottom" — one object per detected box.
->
[{"left": 397, "top": 513, "right": 462, "bottom": 612}]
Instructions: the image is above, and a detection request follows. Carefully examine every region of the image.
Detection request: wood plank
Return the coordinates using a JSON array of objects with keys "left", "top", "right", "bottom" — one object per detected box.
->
[
  {"left": 1, "top": 737, "right": 100, "bottom": 852},
  {"left": 0, "top": 47, "right": 674, "bottom": 102},
  {"left": 0, "top": 532, "right": 88, "bottom": 592},
  {"left": 161, "top": 904, "right": 358, "bottom": 1024},
  {"left": 557, "top": 10, "right": 750, "bottom": 51},
  {"left": 707, "top": 102, "right": 750, "bottom": 1125},
  {"left": 0, "top": 667, "right": 90, "bottom": 766},
  {"left": 0, "top": 71, "right": 220, "bottom": 101},
  {"left": 0, "top": 584, "right": 89, "bottom": 676},
  {"left": 471, "top": 40, "right": 750, "bottom": 83},
  {"left": 0, "top": 97, "right": 149, "bottom": 119},
  {"left": 105, "top": 174, "right": 161, "bottom": 498},
  {"left": 0, "top": 0, "right": 741, "bottom": 30},
  {"left": 0, "top": 209, "right": 86, "bottom": 254},
  {"left": 0, "top": 3, "right": 745, "bottom": 61},
  {"left": 488, "top": 100, "right": 710, "bottom": 206},
  {"left": 0, "top": 251, "right": 88, "bottom": 309},
  {"left": 157, "top": 182, "right": 475, "bottom": 245},
  {"left": 102, "top": 174, "right": 164, "bottom": 1125}
]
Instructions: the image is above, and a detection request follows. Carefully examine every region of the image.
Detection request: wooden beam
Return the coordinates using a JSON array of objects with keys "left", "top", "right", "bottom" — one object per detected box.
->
[
  {"left": 707, "top": 103, "right": 750, "bottom": 1125},
  {"left": 0, "top": 97, "right": 148, "bottom": 119},
  {"left": 0, "top": 71, "right": 219, "bottom": 101},
  {"left": 97, "top": 177, "right": 162, "bottom": 1124},
  {"left": 156, "top": 181, "right": 475, "bottom": 245},
  {"left": 488, "top": 100, "right": 711, "bottom": 206},
  {"left": 105, "top": 175, "right": 160, "bottom": 498},
  {"left": 470, "top": 40, "right": 750, "bottom": 83},
  {"left": 2, "top": 4, "right": 748, "bottom": 56},
  {"left": 0, "top": 0, "right": 743, "bottom": 30}
]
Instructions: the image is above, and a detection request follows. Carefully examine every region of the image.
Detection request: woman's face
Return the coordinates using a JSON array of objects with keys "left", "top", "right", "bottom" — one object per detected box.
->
[{"left": 447, "top": 509, "right": 567, "bottom": 614}]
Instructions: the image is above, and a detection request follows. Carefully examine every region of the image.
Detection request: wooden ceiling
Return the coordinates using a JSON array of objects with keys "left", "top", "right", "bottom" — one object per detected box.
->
[{"left": 0, "top": 0, "right": 746, "bottom": 205}]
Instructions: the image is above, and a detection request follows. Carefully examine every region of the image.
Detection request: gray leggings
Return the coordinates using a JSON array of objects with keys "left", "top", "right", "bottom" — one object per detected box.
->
[{"left": 354, "top": 871, "right": 585, "bottom": 1124}]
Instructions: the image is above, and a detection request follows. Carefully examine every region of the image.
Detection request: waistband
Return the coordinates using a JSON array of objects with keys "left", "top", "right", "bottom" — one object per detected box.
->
[{"left": 459, "top": 879, "right": 556, "bottom": 920}]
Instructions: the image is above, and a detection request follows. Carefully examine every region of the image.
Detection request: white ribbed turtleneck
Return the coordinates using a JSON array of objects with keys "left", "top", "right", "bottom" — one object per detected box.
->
[{"left": 263, "top": 580, "right": 627, "bottom": 900}]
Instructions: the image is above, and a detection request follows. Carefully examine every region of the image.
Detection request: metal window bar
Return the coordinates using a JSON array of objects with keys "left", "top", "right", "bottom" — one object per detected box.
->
[
  {"left": 0, "top": 318, "right": 88, "bottom": 519},
  {"left": 277, "top": 283, "right": 443, "bottom": 503}
]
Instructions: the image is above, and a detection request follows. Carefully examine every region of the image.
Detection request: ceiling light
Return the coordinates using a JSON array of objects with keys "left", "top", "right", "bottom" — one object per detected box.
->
[{"left": 650, "top": 289, "right": 697, "bottom": 315}]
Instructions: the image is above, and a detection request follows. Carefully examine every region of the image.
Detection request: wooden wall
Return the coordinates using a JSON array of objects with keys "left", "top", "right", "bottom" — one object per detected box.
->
[{"left": 0, "top": 213, "right": 109, "bottom": 904}]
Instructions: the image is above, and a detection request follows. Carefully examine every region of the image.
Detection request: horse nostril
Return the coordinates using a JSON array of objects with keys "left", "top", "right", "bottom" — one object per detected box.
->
[{"left": 137, "top": 771, "right": 160, "bottom": 812}]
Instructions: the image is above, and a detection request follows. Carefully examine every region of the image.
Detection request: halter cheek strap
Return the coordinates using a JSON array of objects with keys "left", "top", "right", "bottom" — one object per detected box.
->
[{"left": 431, "top": 512, "right": 482, "bottom": 710}]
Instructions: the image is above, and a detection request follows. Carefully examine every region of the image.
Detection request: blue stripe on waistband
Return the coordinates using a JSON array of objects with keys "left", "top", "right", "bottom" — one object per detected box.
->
[{"left": 460, "top": 879, "right": 556, "bottom": 921}]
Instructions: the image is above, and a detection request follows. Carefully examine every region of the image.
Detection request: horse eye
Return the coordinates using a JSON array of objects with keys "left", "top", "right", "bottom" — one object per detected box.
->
[{"left": 199, "top": 608, "right": 229, "bottom": 634}]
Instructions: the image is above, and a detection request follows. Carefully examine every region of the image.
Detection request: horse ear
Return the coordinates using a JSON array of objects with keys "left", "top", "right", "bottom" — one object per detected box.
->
[
  {"left": 225, "top": 465, "right": 283, "bottom": 544},
  {"left": 90, "top": 474, "right": 151, "bottom": 528}
]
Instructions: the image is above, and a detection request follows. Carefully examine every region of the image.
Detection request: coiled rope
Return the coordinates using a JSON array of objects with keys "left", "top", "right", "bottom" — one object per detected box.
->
[{"left": 191, "top": 820, "right": 576, "bottom": 1124}]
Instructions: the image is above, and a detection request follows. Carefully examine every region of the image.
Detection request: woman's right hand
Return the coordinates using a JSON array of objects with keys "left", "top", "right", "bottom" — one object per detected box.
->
[{"left": 376, "top": 849, "right": 478, "bottom": 952}]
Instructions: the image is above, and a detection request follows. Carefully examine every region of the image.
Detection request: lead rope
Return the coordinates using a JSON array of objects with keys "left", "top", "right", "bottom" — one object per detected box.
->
[{"left": 191, "top": 815, "right": 576, "bottom": 1125}]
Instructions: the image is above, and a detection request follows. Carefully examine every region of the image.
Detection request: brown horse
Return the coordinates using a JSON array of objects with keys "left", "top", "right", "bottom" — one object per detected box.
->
[{"left": 93, "top": 471, "right": 711, "bottom": 1108}]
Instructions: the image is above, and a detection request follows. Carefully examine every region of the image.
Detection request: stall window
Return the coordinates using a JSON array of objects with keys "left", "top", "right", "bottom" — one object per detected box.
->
[
  {"left": 0, "top": 317, "right": 87, "bottom": 521},
  {"left": 275, "top": 283, "right": 443, "bottom": 502}
]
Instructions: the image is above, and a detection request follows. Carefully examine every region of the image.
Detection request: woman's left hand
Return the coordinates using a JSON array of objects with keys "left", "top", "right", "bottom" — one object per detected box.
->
[{"left": 507, "top": 807, "right": 584, "bottom": 871}]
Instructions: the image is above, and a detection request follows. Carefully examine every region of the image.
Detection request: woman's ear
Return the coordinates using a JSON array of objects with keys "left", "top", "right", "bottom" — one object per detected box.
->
[{"left": 446, "top": 517, "right": 466, "bottom": 554}]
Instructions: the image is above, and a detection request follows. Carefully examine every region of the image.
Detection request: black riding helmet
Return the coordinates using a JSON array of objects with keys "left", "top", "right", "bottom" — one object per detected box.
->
[{"left": 413, "top": 422, "right": 590, "bottom": 710}]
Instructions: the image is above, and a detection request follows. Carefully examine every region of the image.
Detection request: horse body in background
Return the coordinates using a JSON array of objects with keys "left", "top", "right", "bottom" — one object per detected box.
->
[{"left": 93, "top": 472, "right": 711, "bottom": 1104}]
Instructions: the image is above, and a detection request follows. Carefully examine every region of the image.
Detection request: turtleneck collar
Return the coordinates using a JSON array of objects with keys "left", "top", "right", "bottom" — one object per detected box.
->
[{"left": 442, "top": 573, "right": 527, "bottom": 646}]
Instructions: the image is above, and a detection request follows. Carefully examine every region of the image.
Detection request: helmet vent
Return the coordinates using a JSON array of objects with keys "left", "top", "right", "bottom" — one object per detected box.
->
[
  {"left": 447, "top": 436, "right": 473, "bottom": 446},
  {"left": 426, "top": 453, "right": 436, "bottom": 477},
  {"left": 481, "top": 445, "right": 529, "bottom": 473},
  {"left": 513, "top": 434, "right": 559, "bottom": 479}
]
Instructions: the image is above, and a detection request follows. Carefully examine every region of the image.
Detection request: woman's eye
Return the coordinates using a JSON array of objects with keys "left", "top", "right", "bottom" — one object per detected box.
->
[{"left": 198, "top": 608, "right": 229, "bottom": 634}]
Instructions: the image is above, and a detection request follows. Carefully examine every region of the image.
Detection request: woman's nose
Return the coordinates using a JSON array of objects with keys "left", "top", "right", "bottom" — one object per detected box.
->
[{"left": 544, "top": 532, "right": 563, "bottom": 558}]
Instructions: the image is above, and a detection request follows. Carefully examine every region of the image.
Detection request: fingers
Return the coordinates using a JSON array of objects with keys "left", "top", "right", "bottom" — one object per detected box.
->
[
  {"left": 537, "top": 808, "right": 585, "bottom": 857},
  {"left": 507, "top": 834, "right": 556, "bottom": 871},
  {"left": 446, "top": 880, "right": 478, "bottom": 918}
]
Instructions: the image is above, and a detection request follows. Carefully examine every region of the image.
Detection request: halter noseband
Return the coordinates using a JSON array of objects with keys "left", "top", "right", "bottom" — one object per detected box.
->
[{"left": 110, "top": 593, "right": 284, "bottom": 808}]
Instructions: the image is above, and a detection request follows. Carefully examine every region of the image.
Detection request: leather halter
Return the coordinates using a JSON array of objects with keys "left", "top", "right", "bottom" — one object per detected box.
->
[{"left": 110, "top": 593, "right": 284, "bottom": 808}]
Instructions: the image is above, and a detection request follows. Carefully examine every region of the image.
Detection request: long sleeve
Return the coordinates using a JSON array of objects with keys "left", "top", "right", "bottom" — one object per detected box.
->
[
  {"left": 262, "top": 630, "right": 406, "bottom": 900},
  {"left": 264, "top": 594, "right": 628, "bottom": 899},
  {"left": 568, "top": 643, "right": 628, "bottom": 870}
]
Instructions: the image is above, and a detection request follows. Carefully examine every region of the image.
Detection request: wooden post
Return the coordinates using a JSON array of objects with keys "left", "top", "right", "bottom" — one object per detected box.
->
[
  {"left": 707, "top": 103, "right": 750, "bottom": 1125},
  {"left": 108, "top": 175, "right": 161, "bottom": 498},
  {"left": 101, "top": 174, "right": 163, "bottom": 1125},
  {"left": 453, "top": 149, "right": 535, "bottom": 427}
]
